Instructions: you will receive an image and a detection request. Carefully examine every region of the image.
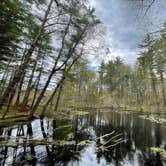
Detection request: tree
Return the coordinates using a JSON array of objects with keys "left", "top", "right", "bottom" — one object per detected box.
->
[
  {"left": 0, "top": 0, "right": 54, "bottom": 111},
  {"left": 138, "top": 34, "right": 159, "bottom": 110},
  {"left": 29, "top": 0, "right": 100, "bottom": 117},
  {"left": 98, "top": 61, "right": 106, "bottom": 94},
  {"left": 0, "top": 0, "right": 26, "bottom": 63},
  {"left": 153, "top": 25, "right": 166, "bottom": 106}
]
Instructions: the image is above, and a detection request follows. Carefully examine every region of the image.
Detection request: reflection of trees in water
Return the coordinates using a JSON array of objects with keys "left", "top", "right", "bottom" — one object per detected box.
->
[
  {"left": 0, "top": 116, "right": 89, "bottom": 165},
  {"left": 39, "top": 116, "right": 88, "bottom": 165},
  {"left": 0, "top": 127, "right": 13, "bottom": 166},
  {"left": 143, "top": 123, "right": 163, "bottom": 166},
  {"left": 0, "top": 112, "right": 166, "bottom": 165},
  {"left": 87, "top": 111, "right": 128, "bottom": 165},
  {"left": 89, "top": 111, "right": 165, "bottom": 166}
]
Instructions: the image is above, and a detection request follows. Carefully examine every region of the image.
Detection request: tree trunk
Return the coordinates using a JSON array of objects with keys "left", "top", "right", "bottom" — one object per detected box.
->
[
  {"left": 160, "top": 71, "right": 166, "bottom": 106},
  {"left": 40, "top": 76, "right": 65, "bottom": 117},
  {"left": 0, "top": 0, "right": 53, "bottom": 110},
  {"left": 2, "top": 83, "right": 18, "bottom": 119},
  {"left": 0, "top": 70, "right": 9, "bottom": 95},
  {"left": 150, "top": 71, "right": 159, "bottom": 111},
  {"left": 40, "top": 46, "right": 84, "bottom": 116},
  {"left": 29, "top": 22, "right": 86, "bottom": 118},
  {"left": 54, "top": 80, "right": 64, "bottom": 112},
  {"left": 15, "top": 72, "right": 26, "bottom": 106},
  {"left": 15, "top": 49, "right": 28, "bottom": 106},
  {"left": 31, "top": 67, "right": 43, "bottom": 108},
  {"left": 21, "top": 59, "right": 38, "bottom": 107},
  {"left": 29, "top": 17, "right": 72, "bottom": 117}
]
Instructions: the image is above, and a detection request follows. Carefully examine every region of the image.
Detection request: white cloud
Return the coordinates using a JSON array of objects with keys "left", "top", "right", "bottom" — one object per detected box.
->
[
  {"left": 89, "top": 0, "right": 96, "bottom": 8},
  {"left": 87, "top": 0, "right": 166, "bottom": 68}
]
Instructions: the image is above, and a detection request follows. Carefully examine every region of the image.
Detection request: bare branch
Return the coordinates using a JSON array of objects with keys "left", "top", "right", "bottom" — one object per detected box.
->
[{"left": 144, "top": 0, "right": 155, "bottom": 16}]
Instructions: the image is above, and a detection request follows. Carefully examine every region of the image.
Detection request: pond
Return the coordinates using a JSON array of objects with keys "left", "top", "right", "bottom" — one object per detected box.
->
[{"left": 0, "top": 110, "right": 166, "bottom": 166}]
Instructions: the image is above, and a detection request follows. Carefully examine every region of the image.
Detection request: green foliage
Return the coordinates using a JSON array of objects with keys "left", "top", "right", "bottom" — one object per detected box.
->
[
  {"left": 59, "top": 61, "right": 99, "bottom": 108},
  {"left": 98, "top": 23, "right": 166, "bottom": 109},
  {"left": 0, "top": 0, "right": 27, "bottom": 62}
]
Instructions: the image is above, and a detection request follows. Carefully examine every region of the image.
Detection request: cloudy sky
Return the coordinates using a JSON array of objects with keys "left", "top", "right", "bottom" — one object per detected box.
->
[{"left": 88, "top": 0, "right": 166, "bottom": 67}]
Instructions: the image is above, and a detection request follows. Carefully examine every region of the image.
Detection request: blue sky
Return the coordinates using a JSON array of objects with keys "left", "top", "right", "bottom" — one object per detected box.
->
[{"left": 89, "top": 0, "right": 166, "bottom": 66}]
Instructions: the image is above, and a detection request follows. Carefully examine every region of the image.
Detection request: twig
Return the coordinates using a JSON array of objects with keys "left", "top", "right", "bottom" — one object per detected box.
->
[
  {"left": 102, "top": 133, "right": 122, "bottom": 146},
  {"left": 105, "top": 139, "right": 128, "bottom": 149},
  {"left": 95, "top": 130, "right": 115, "bottom": 140},
  {"left": 144, "top": 0, "right": 155, "bottom": 16}
]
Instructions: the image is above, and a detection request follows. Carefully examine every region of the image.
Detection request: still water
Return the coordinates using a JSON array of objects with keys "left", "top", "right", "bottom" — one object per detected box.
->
[{"left": 0, "top": 110, "right": 166, "bottom": 166}]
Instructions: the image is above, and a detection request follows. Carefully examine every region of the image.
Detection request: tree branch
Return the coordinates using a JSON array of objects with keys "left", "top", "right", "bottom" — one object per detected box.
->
[
  {"left": 144, "top": 0, "right": 155, "bottom": 16},
  {"left": 54, "top": 0, "right": 59, "bottom": 7}
]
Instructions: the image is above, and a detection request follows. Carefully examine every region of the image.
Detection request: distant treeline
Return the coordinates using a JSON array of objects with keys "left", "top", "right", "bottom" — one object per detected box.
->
[{"left": 97, "top": 24, "right": 166, "bottom": 110}]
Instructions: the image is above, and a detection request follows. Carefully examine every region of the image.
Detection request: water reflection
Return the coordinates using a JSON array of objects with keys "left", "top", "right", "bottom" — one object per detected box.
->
[{"left": 0, "top": 110, "right": 166, "bottom": 165}]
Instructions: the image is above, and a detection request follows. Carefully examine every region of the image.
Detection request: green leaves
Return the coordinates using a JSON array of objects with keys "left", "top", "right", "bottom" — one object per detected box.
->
[
  {"left": 138, "top": 23, "right": 166, "bottom": 75},
  {"left": 0, "top": 0, "right": 26, "bottom": 61}
]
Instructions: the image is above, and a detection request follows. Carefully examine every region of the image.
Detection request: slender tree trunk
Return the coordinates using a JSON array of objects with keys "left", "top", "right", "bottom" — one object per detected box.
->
[
  {"left": 15, "top": 73, "right": 25, "bottom": 106},
  {"left": 33, "top": 42, "right": 81, "bottom": 114},
  {"left": 0, "top": 51, "right": 16, "bottom": 94},
  {"left": 150, "top": 71, "right": 159, "bottom": 111},
  {"left": 21, "top": 48, "right": 44, "bottom": 107},
  {"left": 40, "top": 76, "right": 65, "bottom": 117},
  {"left": 30, "top": 68, "right": 57, "bottom": 118},
  {"left": 41, "top": 64, "right": 68, "bottom": 115},
  {"left": 15, "top": 48, "right": 28, "bottom": 106},
  {"left": 21, "top": 59, "right": 38, "bottom": 107},
  {"left": 160, "top": 71, "right": 166, "bottom": 106},
  {"left": 27, "top": 123, "right": 36, "bottom": 157},
  {"left": 0, "top": 70, "right": 9, "bottom": 95},
  {"left": 29, "top": 17, "right": 72, "bottom": 117},
  {"left": 31, "top": 53, "right": 45, "bottom": 108},
  {"left": 2, "top": 94, "right": 12, "bottom": 119},
  {"left": 40, "top": 119, "right": 51, "bottom": 155},
  {"left": 2, "top": 49, "right": 30, "bottom": 112},
  {"left": 2, "top": 83, "right": 18, "bottom": 119},
  {"left": 40, "top": 46, "right": 84, "bottom": 116},
  {"left": 54, "top": 80, "right": 64, "bottom": 112},
  {"left": 0, "top": 0, "right": 54, "bottom": 110},
  {"left": 31, "top": 67, "right": 43, "bottom": 108},
  {"left": 29, "top": 23, "right": 86, "bottom": 118},
  {"left": 52, "top": 119, "right": 56, "bottom": 151},
  {"left": 0, "top": 68, "right": 10, "bottom": 94}
]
